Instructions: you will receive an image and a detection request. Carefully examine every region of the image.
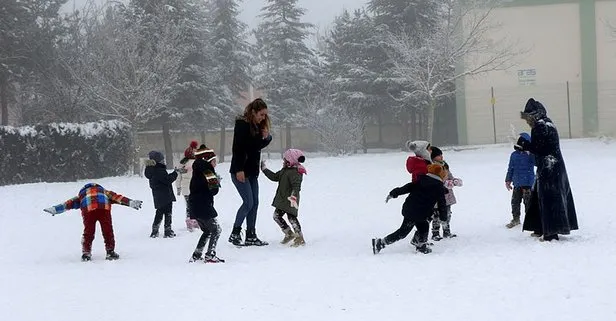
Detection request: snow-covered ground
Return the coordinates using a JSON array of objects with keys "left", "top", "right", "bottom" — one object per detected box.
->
[{"left": 1, "top": 139, "right": 615, "bottom": 321}]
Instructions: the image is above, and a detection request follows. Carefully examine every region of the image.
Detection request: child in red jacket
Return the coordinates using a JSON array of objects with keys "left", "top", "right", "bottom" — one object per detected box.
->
[{"left": 43, "top": 183, "right": 143, "bottom": 261}]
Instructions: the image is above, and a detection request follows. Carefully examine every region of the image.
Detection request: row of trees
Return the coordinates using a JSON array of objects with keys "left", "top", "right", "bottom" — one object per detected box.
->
[{"left": 1, "top": 0, "right": 521, "bottom": 161}]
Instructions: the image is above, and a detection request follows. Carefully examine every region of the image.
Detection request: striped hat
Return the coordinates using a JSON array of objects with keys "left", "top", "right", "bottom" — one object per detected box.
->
[{"left": 194, "top": 144, "right": 217, "bottom": 162}]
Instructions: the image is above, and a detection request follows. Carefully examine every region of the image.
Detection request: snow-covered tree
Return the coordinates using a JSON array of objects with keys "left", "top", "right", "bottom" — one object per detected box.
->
[
  {"left": 204, "top": 0, "right": 252, "bottom": 157},
  {"left": 253, "top": 0, "right": 317, "bottom": 148},
  {"left": 301, "top": 83, "right": 365, "bottom": 156},
  {"left": 0, "top": 0, "right": 68, "bottom": 125},
  {"left": 386, "top": 0, "right": 525, "bottom": 142},
  {"left": 64, "top": 3, "right": 189, "bottom": 169}
]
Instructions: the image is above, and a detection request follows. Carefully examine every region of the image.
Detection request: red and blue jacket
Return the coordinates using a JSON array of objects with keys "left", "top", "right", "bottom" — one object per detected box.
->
[{"left": 52, "top": 183, "right": 130, "bottom": 214}]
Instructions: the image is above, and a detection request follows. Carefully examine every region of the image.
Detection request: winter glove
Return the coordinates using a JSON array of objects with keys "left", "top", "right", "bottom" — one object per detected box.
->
[
  {"left": 129, "top": 199, "right": 143, "bottom": 210},
  {"left": 505, "top": 181, "right": 513, "bottom": 191},
  {"left": 288, "top": 195, "right": 299, "bottom": 209},
  {"left": 177, "top": 186, "right": 182, "bottom": 195},
  {"left": 444, "top": 180, "right": 455, "bottom": 189},
  {"left": 453, "top": 178, "right": 463, "bottom": 187},
  {"left": 176, "top": 167, "right": 188, "bottom": 174},
  {"left": 260, "top": 160, "right": 267, "bottom": 171},
  {"left": 43, "top": 207, "right": 57, "bottom": 216},
  {"left": 385, "top": 194, "right": 393, "bottom": 203}
]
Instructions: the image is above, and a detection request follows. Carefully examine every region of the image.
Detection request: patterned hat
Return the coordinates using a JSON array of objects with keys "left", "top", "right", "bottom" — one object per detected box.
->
[{"left": 194, "top": 144, "right": 217, "bottom": 162}]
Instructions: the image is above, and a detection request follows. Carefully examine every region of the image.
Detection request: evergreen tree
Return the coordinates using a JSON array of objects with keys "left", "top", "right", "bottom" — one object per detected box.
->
[
  {"left": 253, "top": 0, "right": 317, "bottom": 147},
  {"left": 205, "top": 0, "right": 252, "bottom": 126}
]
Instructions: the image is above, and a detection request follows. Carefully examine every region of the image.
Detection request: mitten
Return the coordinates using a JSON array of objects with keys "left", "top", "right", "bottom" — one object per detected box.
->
[
  {"left": 44, "top": 207, "right": 57, "bottom": 216},
  {"left": 453, "top": 178, "right": 463, "bottom": 187},
  {"left": 129, "top": 199, "right": 143, "bottom": 210},
  {"left": 444, "top": 180, "right": 455, "bottom": 189},
  {"left": 288, "top": 195, "right": 299, "bottom": 209}
]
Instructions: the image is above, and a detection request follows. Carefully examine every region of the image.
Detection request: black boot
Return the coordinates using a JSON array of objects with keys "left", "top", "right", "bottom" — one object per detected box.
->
[
  {"left": 416, "top": 244, "right": 432, "bottom": 254},
  {"left": 106, "top": 250, "right": 120, "bottom": 260},
  {"left": 245, "top": 228, "right": 269, "bottom": 246},
  {"left": 164, "top": 229, "right": 176, "bottom": 238},
  {"left": 228, "top": 226, "right": 243, "bottom": 246},
  {"left": 81, "top": 253, "right": 92, "bottom": 262},
  {"left": 372, "top": 238, "right": 386, "bottom": 254},
  {"left": 189, "top": 250, "right": 203, "bottom": 263}
]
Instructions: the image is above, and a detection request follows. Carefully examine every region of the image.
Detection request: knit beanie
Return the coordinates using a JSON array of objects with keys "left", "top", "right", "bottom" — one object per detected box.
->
[
  {"left": 148, "top": 151, "right": 164, "bottom": 164},
  {"left": 194, "top": 144, "right": 217, "bottom": 162},
  {"left": 283, "top": 148, "right": 307, "bottom": 175}
]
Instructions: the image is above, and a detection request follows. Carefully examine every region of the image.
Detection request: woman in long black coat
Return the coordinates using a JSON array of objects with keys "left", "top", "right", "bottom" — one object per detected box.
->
[{"left": 518, "top": 98, "right": 578, "bottom": 241}]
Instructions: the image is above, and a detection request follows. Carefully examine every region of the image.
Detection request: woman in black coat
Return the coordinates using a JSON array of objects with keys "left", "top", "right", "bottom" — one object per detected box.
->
[
  {"left": 518, "top": 98, "right": 578, "bottom": 241},
  {"left": 228, "top": 98, "right": 272, "bottom": 246}
]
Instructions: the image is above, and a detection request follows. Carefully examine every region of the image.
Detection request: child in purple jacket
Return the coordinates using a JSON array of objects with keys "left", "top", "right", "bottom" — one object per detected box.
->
[{"left": 505, "top": 133, "right": 536, "bottom": 228}]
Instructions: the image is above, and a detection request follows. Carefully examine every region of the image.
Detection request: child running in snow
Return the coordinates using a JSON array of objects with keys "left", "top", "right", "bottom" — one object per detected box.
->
[
  {"left": 505, "top": 133, "right": 535, "bottom": 228},
  {"left": 261, "top": 148, "right": 307, "bottom": 247},
  {"left": 145, "top": 150, "right": 178, "bottom": 238},
  {"left": 372, "top": 164, "right": 449, "bottom": 255},
  {"left": 189, "top": 144, "right": 224, "bottom": 263},
  {"left": 177, "top": 140, "right": 199, "bottom": 232},
  {"left": 43, "top": 183, "right": 143, "bottom": 261},
  {"left": 429, "top": 147, "right": 463, "bottom": 241}
]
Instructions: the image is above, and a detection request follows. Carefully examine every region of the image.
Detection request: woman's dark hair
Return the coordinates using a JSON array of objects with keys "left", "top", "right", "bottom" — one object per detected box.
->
[{"left": 241, "top": 98, "right": 271, "bottom": 135}]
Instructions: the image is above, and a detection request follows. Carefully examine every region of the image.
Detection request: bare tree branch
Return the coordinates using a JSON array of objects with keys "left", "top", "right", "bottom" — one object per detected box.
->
[{"left": 385, "top": 0, "right": 529, "bottom": 141}]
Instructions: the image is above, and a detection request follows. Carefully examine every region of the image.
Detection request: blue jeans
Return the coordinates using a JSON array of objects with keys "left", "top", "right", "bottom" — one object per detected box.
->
[{"left": 231, "top": 175, "right": 259, "bottom": 229}]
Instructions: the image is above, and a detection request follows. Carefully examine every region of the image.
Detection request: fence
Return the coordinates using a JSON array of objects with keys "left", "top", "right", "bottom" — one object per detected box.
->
[{"left": 464, "top": 80, "right": 616, "bottom": 145}]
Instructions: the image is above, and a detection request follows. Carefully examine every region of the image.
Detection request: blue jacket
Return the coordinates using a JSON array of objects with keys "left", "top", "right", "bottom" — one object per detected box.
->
[{"left": 506, "top": 150, "right": 535, "bottom": 188}]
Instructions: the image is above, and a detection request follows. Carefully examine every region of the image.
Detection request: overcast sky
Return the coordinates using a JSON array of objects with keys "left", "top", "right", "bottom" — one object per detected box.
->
[{"left": 62, "top": 0, "right": 366, "bottom": 30}]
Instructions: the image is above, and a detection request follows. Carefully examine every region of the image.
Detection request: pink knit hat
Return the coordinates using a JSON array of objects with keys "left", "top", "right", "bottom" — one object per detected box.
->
[{"left": 283, "top": 149, "right": 307, "bottom": 174}]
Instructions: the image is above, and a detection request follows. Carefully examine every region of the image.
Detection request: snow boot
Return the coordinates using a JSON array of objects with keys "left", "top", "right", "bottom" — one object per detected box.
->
[
  {"left": 189, "top": 251, "right": 203, "bottom": 263},
  {"left": 204, "top": 252, "right": 225, "bottom": 263},
  {"left": 372, "top": 238, "right": 386, "bottom": 254},
  {"left": 280, "top": 228, "right": 295, "bottom": 244},
  {"left": 245, "top": 228, "right": 269, "bottom": 246},
  {"left": 150, "top": 230, "right": 159, "bottom": 238},
  {"left": 228, "top": 226, "right": 243, "bottom": 246},
  {"left": 431, "top": 232, "right": 443, "bottom": 241},
  {"left": 416, "top": 244, "right": 432, "bottom": 254},
  {"left": 81, "top": 253, "right": 92, "bottom": 262},
  {"left": 290, "top": 232, "right": 305, "bottom": 247},
  {"left": 506, "top": 217, "right": 520, "bottom": 229},
  {"left": 164, "top": 229, "right": 176, "bottom": 238},
  {"left": 442, "top": 229, "right": 457, "bottom": 238},
  {"left": 105, "top": 250, "right": 120, "bottom": 260}
]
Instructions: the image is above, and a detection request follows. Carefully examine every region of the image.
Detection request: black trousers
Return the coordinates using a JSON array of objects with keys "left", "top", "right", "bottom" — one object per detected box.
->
[
  {"left": 511, "top": 186, "right": 532, "bottom": 219},
  {"left": 384, "top": 217, "right": 429, "bottom": 247},
  {"left": 195, "top": 218, "right": 221, "bottom": 256},
  {"left": 153, "top": 202, "right": 173, "bottom": 231}
]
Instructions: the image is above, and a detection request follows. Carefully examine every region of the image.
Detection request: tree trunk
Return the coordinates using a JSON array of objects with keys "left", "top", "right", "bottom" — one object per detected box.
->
[
  {"left": 162, "top": 114, "right": 174, "bottom": 169},
  {"left": 377, "top": 110, "right": 383, "bottom": 145},
  {"left": 410, "top": 109, "right": 417, "bottom": 141},
  {"left": 200, "top": 131, "right": 206, "bottom": 145},
  {"left": 426, "top": 99, "right": 437, "bottom": 143},
  {"left": 219, "top": 126, "right": 226, "bottom": 163},
  {"left": 362, "top": 124, "right": 368, "bottom": 154},
  {"left": 1, "top": 74, "right": 8, "bottom": 126},
  {"left": 131, "top": 127, "right": 141, "bottom": 175},
  {"left": 285, "top": 122, "right": 292, "bottom": 150}
]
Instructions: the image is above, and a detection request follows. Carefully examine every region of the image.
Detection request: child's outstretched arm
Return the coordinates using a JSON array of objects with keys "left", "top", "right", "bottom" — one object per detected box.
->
[
  {"left": 43, "top": 196, "right": 80, "bottom": 216},
  {"left": 104, "top": 190, "right": 141, "bottom": 209},
  {"left": 386, "top": 182, "right": 415, "bottom": 202},
  {"left": 260, "top": 161, "right": 281, "bottom": 182}
]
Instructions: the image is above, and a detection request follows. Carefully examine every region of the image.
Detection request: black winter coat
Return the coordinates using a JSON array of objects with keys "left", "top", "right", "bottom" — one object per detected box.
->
[
  {"left": 189, "top": 159, "right": 219, "bottom": 220},
  {"left": 389, "top": 173, "right": 448, "bottom": 222},
  {"left": 229, "top": 118, "right": 272, "bottom": 177},
  {"left": 520, "top": 117, "right": 578, "bottom": 235},
  {"left": 144, "top": 160, "right": 178, "bottom": 209}
]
